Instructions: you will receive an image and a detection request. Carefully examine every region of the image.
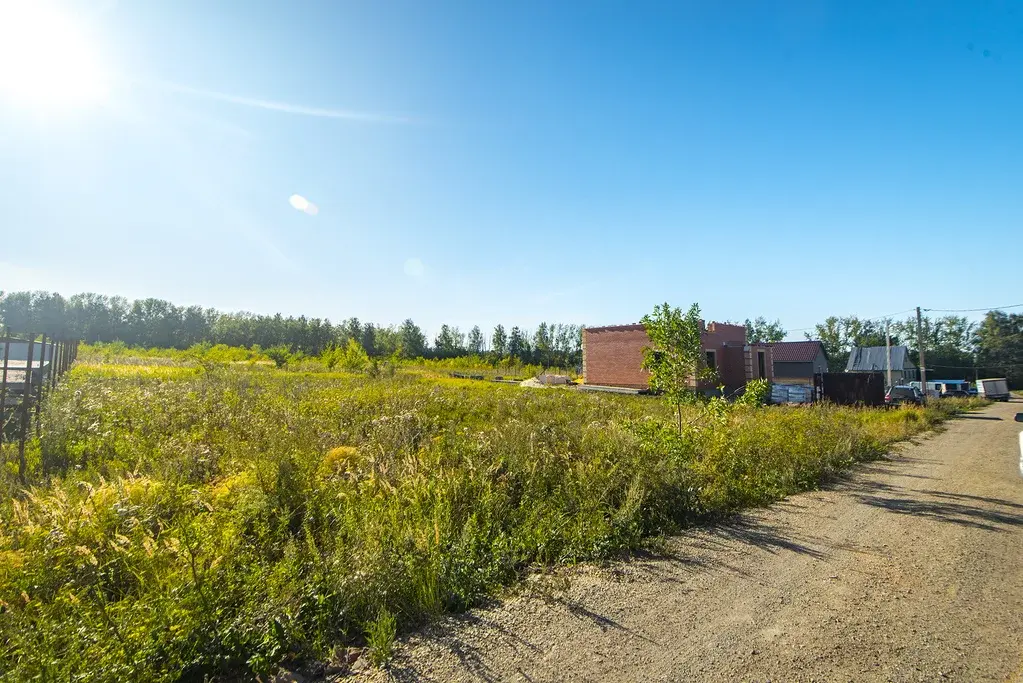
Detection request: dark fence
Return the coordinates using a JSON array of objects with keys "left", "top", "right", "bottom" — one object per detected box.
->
[
  {"left": 1, "top": 334, "right": 80, "bottom": 482},
  {"left": 814, "top": 372, "right": 886, "bottom": 407}
]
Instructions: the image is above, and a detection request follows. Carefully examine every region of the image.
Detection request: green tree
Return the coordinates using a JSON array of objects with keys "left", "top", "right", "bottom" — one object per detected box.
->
[
  {"left": 974, "top": 311, "right": 1023, "bottom": 387},
  {"left": 508, "top": 326, "right": 526, "bottom": 360},
  {"left": 360, "top": 323, "right": 377, "bottom": 357},
  {"left": 889, "top": 314, "right": 976, "bottom": 379},
  {"left": 491, "top": 324, "right": 508, "bottom": 357},
  {"left": 641, "top": 302, "right": 711, "bottom": 433},
  {"left": 373, "top": 325, "right": 401, "bottom": 357},
  {"left": 0, "top": 291, "right": 38, "bottom": 332},
  {"left": 466, "top": 325, "right": 484, "bottom": 355},
  {"left": 811, "top": 316, "right": 845, "bottom": 363},
  {"left": 532, "top": 322, "right": 553, "bottom": 367},
  {"left": 336, "top": 338, "right": 370, "bottom": 372},
  {"left": 340, "top": 317, "right": 362, "bottom": 345},
  {"left": 744, "top": 316, "right": 786, "bottom": 344},
  {"left": 808, "top": 315, "right": 891, "bottom": 371},
  {"left": 433, "top": 324, "right": 464, "bottom": 359},
  {"left": 398, "top": 319, "right": 427, "bottom": 359}
]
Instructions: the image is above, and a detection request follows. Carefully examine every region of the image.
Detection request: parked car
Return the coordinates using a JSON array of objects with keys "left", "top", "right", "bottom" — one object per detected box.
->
[
  {"left": 885, "top": 385, "right": 923, "bottom": 406},
  {"left": 977, "top": 378, "right": 1011, "bottom": 402},
  {"left": 910, "top": 380, "right": 970, "bottom": 399}
]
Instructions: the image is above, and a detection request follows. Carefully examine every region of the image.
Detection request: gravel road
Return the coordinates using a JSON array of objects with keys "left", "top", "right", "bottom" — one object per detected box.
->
[{"left": 368, "top": 400, "right": 1023, "bottom": 682}]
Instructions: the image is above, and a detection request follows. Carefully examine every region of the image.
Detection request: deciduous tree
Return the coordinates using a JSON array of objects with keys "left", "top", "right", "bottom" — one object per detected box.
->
[{"left": 641, "top": 302, "right": 712, "bottom": 433}]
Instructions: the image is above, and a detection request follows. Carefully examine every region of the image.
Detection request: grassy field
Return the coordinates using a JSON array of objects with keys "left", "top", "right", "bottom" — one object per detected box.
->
[
  {"left": 78, "top": 341, "right": 573, "bottom": 380},
  {"left": 0, "top": 357, "right": 988, "bottom": 681}
]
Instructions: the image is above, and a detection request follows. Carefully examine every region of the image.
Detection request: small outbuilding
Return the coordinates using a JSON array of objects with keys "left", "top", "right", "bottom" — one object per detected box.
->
[
  {"left": 845, "top": 345, "right": 918, "bottom": 385},
  {"left": 771, "top": 341, "right": 829, "bottom": 385}
]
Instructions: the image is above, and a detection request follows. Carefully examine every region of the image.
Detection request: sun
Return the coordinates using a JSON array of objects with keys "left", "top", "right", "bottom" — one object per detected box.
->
[{"left": 0, "top": 1, "right": 110, "bottom": 109}]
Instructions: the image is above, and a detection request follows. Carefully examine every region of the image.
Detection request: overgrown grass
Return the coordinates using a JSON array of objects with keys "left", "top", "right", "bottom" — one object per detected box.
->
[
  {"left": 80, "top": 341, "right": 270, "bottom": 366},
  {"left": 79, "top": 342, "right": 572, "bottom": 380},
  {"left": 0, "top": 360, "right": 988, "bottom": 681}
]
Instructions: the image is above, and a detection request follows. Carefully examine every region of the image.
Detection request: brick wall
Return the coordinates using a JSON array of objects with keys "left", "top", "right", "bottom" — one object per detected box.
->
[
  {"left": 582, "top": 325, "right": 651, "bottom": 389},
  {"left": 744, "top": 344, "right": 774, "bottom": 383},
  {"left": 717, "top": 345, "right": 746, "bottom": 393},
  {"left": 583, "top": 321, "right": 762, "bottom": 392},
  {"left": 703, "top": 322, "right": 746, "bottom": 346}
]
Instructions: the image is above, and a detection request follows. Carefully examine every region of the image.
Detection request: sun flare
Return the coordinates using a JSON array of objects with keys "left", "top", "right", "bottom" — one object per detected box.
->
[{"left": 0, "top": 1, "right": 110, "bottom": 109}]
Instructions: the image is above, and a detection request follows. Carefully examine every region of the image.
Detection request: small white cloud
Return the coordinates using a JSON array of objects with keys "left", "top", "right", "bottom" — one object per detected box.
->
[
  {"left": 289, "top": 194, "right": 319, "bottom": 215},
  {"left": 403, "top": 257, "right": 425, "bottom": 277}
]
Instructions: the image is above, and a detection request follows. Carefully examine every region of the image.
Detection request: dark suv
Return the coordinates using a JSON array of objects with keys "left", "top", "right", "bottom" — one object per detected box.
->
[{"left": 885, "top": 385, "right": 923, "bottom": 406}]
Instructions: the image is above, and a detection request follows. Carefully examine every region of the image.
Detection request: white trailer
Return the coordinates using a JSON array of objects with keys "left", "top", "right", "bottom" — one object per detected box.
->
[{"left": 977, "top": 378, "right": 1010, "bottom": 402}]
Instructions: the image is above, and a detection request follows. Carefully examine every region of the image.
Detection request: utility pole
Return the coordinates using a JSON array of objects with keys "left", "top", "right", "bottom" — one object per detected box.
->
[
  {"left": 916, "top": 307, "right": 927, "bottom": 403},
  {"left": 885, "top": 319, "right": 893, "bottom": 389}
]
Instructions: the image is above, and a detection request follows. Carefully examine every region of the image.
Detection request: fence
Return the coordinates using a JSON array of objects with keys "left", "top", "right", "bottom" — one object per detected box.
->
[
  {"left": 770, "top": 373, "right": 887, "bottom": 406},
  {"left": 0, "top": 334, "right": 80, "bottom": 482},
  {"left": 814, "top": 372, "right": 886, "bottom": 407}
]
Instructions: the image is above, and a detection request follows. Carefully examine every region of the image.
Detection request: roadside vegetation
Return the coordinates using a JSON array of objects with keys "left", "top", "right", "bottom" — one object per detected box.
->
[{"left": 0, "top": 346, "right": 988, "bottom": 681}]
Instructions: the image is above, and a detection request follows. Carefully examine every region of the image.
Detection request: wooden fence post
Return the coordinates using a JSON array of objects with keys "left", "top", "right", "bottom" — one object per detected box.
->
[
  {"left": 49, "top": 338, "right": 59, "bottom": 392},
  {"left": 35, "top": 335, "right": 49, "bottom": 437},
  {"left": 0, "top": 336, "right": 9, "bottom": 449},
  {"left": 18, "top": 335, "right": 35, "bottom": 484}
]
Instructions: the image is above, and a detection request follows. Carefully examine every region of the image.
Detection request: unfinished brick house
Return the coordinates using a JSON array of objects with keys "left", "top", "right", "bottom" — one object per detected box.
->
[{"left": 582, "top": 321, "right": 773, "bottom": 395}]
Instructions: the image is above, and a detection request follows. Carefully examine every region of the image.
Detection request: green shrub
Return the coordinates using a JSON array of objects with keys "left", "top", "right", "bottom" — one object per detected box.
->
[
  {"left": 264, "top": 345, "right": 291, "bottom": 369},
  {"left": 735, "top": 378, "right": 770, "bottom": 407},
  {"left": 366, "top": 608, "right": 397, "bottom": 666}
]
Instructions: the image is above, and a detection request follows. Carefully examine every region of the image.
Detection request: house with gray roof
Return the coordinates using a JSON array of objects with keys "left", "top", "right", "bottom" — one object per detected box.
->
[{"left": 845, "top": 345, "right": 918, "bottom": 385}]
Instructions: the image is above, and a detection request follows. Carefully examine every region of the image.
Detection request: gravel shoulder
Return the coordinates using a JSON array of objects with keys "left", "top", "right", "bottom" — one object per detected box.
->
[{"left": 369, "top": 400, "right": 1023, "bottom": 682}]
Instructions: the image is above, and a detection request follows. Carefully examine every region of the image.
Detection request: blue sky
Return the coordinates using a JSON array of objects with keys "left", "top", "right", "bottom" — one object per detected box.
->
[{"left": 1, "top": 0, "right": 1019, "bottom": 339}]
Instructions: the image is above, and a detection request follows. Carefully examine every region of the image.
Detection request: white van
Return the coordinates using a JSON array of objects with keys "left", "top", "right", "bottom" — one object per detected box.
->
[
  {"left": 910, "top": 380, "right": 970, "bottom": 399},
  {"left": 977, "top": 378, "right": 1010, "bottom": 401}
]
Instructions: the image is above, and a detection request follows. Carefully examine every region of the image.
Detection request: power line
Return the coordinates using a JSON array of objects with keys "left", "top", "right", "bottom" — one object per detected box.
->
[
  {"left": 787, "top": 304, "right": 1021, "bottom": 336},
  {"left": 929, "top": 363, "right": 1023, "bottom": 369},
  {"left": 924, "top": 303, "right": 1023, "bottom": 313},
  {"left": 785, "top": 308, "right": 918, "bottom": 335}
]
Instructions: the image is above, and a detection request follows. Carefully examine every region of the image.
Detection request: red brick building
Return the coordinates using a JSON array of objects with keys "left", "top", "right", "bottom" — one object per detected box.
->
[{"left": 582, "top": 321, "right": 773, "bottom": 395}]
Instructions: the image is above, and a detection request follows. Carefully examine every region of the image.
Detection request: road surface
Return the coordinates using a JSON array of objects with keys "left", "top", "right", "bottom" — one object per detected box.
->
[{"left": 371, "top": 399, "right": 1023, "bottom": 682}]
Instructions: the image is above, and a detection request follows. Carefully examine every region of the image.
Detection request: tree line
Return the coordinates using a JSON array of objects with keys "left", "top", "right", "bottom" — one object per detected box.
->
[
  {"left": 2, "top": 290, "right": 1018, "bottom": 385},
  {"left": 0, "top": 291, "right": 583, "bottom": 368}
]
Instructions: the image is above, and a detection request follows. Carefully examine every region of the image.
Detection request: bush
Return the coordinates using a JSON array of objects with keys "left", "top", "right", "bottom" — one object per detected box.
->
[
  {"left": 735, "top": 378, "right": 770, "bottom": 407},
  {"left": 264, "top": 345, "right": 292, "bottom": 368}
]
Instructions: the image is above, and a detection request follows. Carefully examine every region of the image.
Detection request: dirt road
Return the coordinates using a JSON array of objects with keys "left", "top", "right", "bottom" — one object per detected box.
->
[{"left": 371, "top": 400, "right": 1023, "bottom": 682}]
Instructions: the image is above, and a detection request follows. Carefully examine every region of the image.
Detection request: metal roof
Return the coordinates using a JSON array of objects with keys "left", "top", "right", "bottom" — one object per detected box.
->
[{"left": 845, "top": 345, "right": 915, "bottom": 372}]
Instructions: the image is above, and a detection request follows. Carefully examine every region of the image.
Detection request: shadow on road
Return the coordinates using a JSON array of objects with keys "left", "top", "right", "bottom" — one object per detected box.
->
[
  {"left": 707, "top": 517, "right": 828, "bottom": 559},
  {"left": 384, "top": 610, "right": 544, "bottom": 682},
  {"left": 920, "top": 489, "right": 1023, "bottom": 511},
  {"left": 843, "top": 479, "right": 1023, "bottom": 532}
]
